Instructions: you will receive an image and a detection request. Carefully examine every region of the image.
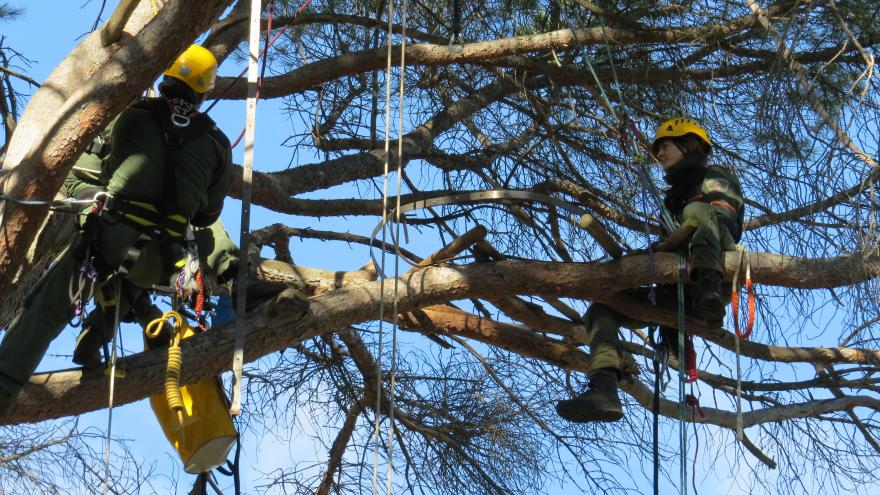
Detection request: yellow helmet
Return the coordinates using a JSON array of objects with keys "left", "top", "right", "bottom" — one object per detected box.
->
[
  {"left": 163, "top": 45, "right": 217, "bottom": 94},
  {"left": 651, "top": 118, "right": 712, "bottom": 157}
]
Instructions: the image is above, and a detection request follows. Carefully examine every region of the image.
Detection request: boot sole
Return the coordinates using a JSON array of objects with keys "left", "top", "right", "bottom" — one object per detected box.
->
[{"left": 556, "top": 403, "right": 624, "bottom": 423}]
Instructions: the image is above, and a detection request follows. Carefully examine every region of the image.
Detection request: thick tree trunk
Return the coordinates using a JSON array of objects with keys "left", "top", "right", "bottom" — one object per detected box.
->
[{"left": 0, "top": 0, "right": 231, "bottom": 306}]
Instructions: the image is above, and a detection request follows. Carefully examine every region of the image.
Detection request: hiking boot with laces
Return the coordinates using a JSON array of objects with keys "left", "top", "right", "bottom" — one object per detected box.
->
[
  {"left": 555, "top": 368, "right": 623, "bottom": 423},
  {"left": 694, "top": 269, "right": 724, "bottom": 327}
]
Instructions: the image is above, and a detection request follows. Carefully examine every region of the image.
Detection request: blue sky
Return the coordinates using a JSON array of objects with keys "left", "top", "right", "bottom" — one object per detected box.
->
[{"left": 1, "top": 1, "right": 872, "bottom": 494}]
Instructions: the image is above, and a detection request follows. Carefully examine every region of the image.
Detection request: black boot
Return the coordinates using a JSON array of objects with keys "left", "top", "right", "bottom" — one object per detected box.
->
[
  {"left": 555, "top": 368, "right": 623, "bottom": 423},
  {"left": 72, "top": 311, "right": 110, "bottom": 369},
  {"left": 694, "top": 269, "right": 724, "bottom": 327}
]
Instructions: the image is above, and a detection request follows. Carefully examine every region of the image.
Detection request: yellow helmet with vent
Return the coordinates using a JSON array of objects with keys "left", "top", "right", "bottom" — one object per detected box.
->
[
  {"left": 651, "top": 118, "right": 712, "bottom": 157},
  {"left": 163, "top": 45, "right": 217, "bottom": 94}
]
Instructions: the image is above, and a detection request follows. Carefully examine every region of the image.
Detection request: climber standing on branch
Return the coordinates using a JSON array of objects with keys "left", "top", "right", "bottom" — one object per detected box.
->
[
  {"left": 0, "top": 45, "right": 233, "bottom": 416},
  {"left": 556, "top": 118, "right": 745, "bottom": 423}
]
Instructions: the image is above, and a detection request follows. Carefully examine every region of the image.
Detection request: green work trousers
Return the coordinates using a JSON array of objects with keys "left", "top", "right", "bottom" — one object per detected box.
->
[
  {"left": 72, "top": 219, "right": 238, "bottom": 362},
  {"left": 582, "top": 203, "right": 737, "bottom": 376},
  {"left": 682, "top": 202, "right": 737, "bottom": 274},
  {"left": 0, "top": 216, "right": 181, "bottom": 413},
  {"left": 0, "top": 216, "right": 237, "bottom": 414},
  {"left": 579, "top": 288, "right": 671, "bottom": 376}
]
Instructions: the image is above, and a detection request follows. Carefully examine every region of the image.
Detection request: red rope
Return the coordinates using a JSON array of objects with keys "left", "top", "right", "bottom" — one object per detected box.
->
[
  {"left": 230, "top": 0, "right": 315, "bottom": 148},
  {"left": 195, "top": 268, "right": 206, "bottom": 331},
  {"left": 685, "top": 333, "right": 697, "bottom": 383}
]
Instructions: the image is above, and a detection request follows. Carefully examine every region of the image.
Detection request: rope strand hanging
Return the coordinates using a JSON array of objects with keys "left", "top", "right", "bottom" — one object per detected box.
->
[
  {"left": 560, "top": 5, "right": 691, "bottom": 492},
  {"left": 372, "top": 0, "right": 408, "bottom": 493}
]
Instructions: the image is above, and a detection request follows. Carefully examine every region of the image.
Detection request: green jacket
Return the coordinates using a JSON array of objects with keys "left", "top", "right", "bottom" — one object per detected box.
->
[
  {"left": 699, "top": 165, "right": 745, "bottom": 240},
  {"left": 68, "top": 97, "right": 233, "bottom": 227},
  {"left": 663, "top": 159, "right": 745, "bottom": 241},
  {"left": 65, "top": 98, "right": 237, "bottom": 281}
]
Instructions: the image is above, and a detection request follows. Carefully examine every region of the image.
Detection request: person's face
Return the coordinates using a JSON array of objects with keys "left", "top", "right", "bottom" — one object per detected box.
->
[{"left": 655, "top": 139, "right": 684, "bottom": 171}]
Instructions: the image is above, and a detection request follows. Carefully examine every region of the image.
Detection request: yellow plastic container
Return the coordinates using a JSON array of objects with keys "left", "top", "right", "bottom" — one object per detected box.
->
[{"left": 149, "top": 325, "right": 237, "bottom": 474}]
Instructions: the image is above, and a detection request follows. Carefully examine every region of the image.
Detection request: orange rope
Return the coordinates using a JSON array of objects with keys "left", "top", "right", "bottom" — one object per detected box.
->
[{"left": 731, "top": 256, "right": 756, "bottom": 339}]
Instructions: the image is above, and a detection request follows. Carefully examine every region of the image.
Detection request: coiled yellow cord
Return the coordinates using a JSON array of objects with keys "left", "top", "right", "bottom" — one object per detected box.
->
[{"left": 145, "top": 311, "right": 186, "bottom": 426}]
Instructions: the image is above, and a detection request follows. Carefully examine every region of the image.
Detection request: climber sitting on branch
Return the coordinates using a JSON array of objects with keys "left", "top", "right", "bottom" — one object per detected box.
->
[{"left": 556, "top": 118, "right": 745, "bottom": 423}]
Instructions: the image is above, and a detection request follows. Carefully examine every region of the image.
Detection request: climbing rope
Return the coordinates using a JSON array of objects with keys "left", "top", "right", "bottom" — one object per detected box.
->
[
  {"left": 202, "top": 0, "right": 314, "bottom": 116},
  {"left": 731, "top": 246, "right": 755, "bottom": 441},
  {"left": 0, "top": 191, "right": 109, "bottom": 216},
  {"left": 386, "top": 2, "right": 408, "bottom": 493},
  {"left": 229, "top": 0, "right": 276, "bottom": 149},
  {"left": 649, "top": 325, "right": 662, "bottom": 495},
  {"left": 731, "top": 247, "right": 755, "bottom": 340},
  {"left": 675, "top": 255, "right": 689, "bottom": 495},
  {"left": 372, "top": 0, "right": 408, "bottom": 493},
  {"left": 102, "top": 277, "right": 123, "bottom": 495}
]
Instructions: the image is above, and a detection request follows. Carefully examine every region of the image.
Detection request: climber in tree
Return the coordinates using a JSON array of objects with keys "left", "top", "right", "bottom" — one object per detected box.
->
[
  {"left": 556, "top": 118, "right": 745, "bottom": 423},
  {"left": 0, "top": 45, "right": 234, "bottom": 415}
]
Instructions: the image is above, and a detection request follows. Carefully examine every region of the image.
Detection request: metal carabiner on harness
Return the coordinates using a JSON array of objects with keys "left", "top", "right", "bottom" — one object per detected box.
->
[{"left": 171, "top": 113, "right": 191, "bottom": 128}]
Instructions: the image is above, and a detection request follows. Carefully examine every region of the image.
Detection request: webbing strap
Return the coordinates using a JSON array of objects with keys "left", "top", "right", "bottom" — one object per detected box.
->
[
  {"left": 107, "top": 198, "right": 188, "bottom": 239},
  {"left": 230, "top": 0, "right": 263, "bottom": 417}
]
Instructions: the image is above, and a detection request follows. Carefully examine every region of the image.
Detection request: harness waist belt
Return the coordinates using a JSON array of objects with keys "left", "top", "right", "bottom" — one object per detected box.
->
[{"left": 106, "top": 197, "right": 189, "bottom": 239}]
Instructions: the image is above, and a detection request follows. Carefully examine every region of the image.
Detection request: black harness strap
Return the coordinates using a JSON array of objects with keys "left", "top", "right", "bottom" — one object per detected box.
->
[
  {"left": 649, "top": 325, "right": 661, "bottom": 495},
  {"left": 104, "top": 197, "right": 188, "bottom": 239}
]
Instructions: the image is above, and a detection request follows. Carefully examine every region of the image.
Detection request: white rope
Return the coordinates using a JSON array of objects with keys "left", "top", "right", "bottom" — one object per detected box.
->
[
  {"left": 731, "top": 246, "right": 747, "bottom": 441},
  {"left": 102, "top": 278, "right": 123, "bottom": 494},
  {"left": 385, "top": 2, "right": 408, "bottom": 493},
  {"left": 371, "top": 1, "right": 397, "bottom": 492},
  {"left": 230, "top": 0, "right": 262, "bottom": 416}
]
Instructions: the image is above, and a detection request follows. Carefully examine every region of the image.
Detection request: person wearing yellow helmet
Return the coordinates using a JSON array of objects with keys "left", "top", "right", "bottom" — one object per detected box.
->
[
  {"left": 163, "top": 44, "right": 218, "bottom": 95},
  {"left": 0, "top": 45, "right": 236, "bottom": 416},
  {"left": 556, "top": 117, "right": 745, "bottom": 424}
]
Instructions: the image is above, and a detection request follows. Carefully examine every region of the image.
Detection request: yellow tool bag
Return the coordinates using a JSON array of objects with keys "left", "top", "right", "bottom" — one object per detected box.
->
[{"left": 146, "top": 312, "right": 237, "bottom": 474}]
